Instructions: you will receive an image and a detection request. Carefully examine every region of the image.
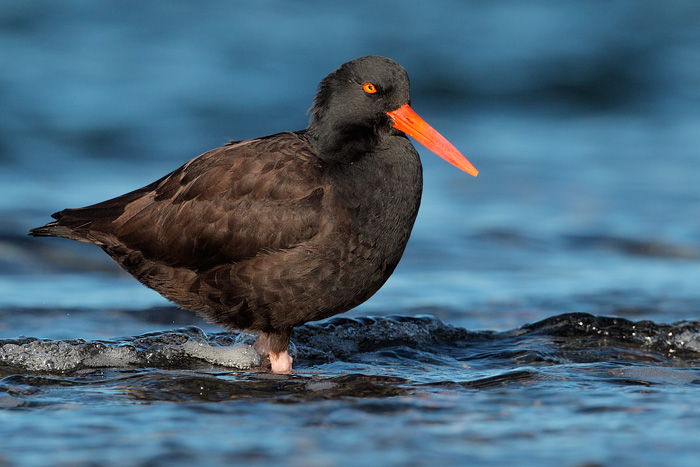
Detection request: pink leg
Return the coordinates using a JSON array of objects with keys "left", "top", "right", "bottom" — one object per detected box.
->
[
  {"left": 254, "top": 334, "right": 270, "bottom": 359},
  {"left": 270, "top": 350, "right": 293, "bottom": 374}
]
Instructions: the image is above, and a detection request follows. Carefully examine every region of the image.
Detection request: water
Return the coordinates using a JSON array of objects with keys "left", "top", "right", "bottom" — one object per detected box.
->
[
  {"left": 2, "top": 313, "right": 700, "bottom": 465},
  {"left": 2, "top": 0, "right": 700, "bottom": 465}
]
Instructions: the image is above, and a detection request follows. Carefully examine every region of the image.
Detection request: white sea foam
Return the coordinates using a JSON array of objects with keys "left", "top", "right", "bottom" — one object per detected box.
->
[
  {"left": 0, "top": 340, "right": 137, "bottom": 372},
  {"left": 0, "top": 330, "right": 261, "bottom": 372},
  {"left": 181, "top": 340, "right": 261, "bottom": 369},
  {"left": 673, "top": 330, "right": 700, "bottom": 352}
]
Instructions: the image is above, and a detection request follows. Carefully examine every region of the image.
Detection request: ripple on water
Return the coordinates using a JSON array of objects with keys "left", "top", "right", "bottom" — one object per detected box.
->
[{"left": 1, "top": 313, "right": 698, "bottom": 388}]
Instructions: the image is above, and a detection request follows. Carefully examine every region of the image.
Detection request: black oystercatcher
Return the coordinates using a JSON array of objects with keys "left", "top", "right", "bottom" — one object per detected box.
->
[{"left": 29, "top": 56, "right": 478, "bottom": 373}]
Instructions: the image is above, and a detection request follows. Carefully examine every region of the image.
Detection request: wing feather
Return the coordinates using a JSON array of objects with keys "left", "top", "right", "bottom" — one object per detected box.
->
[{"left": 51, "top": 132, "right": 326, "bottom": 271}]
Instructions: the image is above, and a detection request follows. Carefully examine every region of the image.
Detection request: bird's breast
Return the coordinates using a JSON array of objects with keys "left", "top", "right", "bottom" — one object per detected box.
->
[{"left": 324, "top": 137, "right": 423, "bottom": 261}]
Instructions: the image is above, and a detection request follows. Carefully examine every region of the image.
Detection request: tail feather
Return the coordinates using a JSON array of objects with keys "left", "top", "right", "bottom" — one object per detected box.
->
[
  {"left": 28, "top": 201, "right": 132, "bottom": 243},
  {"left": 28, "top": 223, "right": 72, "bottom": 238},
  {"left": 28, "top": 174, "right": 165, "bottom": 243},
  {"left": 29, "top": 216, "right": 97, "bottom": 243}
]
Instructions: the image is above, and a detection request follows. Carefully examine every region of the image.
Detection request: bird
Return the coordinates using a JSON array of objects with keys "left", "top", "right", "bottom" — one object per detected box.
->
[{"left": 29, "top": 56, "right": 478, "bottom": 374}]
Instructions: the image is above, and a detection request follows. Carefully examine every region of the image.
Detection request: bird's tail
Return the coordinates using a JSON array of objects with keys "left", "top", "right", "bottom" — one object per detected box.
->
[
  {"left": 28, "top": 221, "right": 79, "bottom": 239},
  {"left": 28, "top": 172, "right": 166, "bottom": 243},
  {"left": 28, "top": 208, "right": 110, "bottom": 243}
]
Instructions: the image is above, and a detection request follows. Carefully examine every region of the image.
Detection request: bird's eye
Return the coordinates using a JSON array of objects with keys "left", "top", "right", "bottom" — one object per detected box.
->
[{"left": 362, "top": 82, "right": 377, "bottom": 94}]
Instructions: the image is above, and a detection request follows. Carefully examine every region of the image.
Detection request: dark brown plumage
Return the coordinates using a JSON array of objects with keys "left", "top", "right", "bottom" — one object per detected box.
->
[{"left": 29, "top": 56, "right": 477, "bottom": 373}]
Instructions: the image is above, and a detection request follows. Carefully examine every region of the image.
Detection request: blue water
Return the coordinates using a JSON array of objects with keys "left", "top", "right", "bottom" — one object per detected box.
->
[{"left": 2, "top": 1, "right": 700, "bottom": 465}]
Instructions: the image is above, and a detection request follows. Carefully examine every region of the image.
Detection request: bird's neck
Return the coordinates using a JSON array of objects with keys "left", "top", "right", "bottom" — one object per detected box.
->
[{"left": 307, "top": 124, "right": 380, "bottom": 164}]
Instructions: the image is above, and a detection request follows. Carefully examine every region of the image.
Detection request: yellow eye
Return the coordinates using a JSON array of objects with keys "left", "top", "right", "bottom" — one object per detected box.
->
[{"left": 362, "top": 82, "right": 377, "bottom": 94}]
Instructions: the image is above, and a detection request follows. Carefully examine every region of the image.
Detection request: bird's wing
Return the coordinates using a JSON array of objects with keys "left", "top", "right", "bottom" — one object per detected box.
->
[{"left": 57, "top": 132, "right": 326, "bottom": 271}]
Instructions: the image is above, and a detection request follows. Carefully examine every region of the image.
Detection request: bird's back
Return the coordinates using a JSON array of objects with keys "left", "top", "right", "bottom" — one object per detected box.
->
[
  {"left": 30, "top": 132, "right": 328, "bottom": 320},
  {"left": 31, "top": 132, "right": 324, "bottom": 264}
]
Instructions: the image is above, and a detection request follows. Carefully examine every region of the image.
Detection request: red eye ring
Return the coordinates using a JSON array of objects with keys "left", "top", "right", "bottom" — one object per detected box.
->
[{"left": 362, "top": 82, "right": 377, "bottom": 94}]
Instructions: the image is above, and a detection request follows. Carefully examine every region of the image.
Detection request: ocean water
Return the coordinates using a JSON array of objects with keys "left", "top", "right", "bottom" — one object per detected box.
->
[{"left": 2, "top": 1, "right": 700, "bottom": 465}]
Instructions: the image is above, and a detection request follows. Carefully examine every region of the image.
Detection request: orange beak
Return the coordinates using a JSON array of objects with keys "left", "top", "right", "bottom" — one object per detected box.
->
[{"left": 387, "top": 104, "right": 478, "bottom": 177}]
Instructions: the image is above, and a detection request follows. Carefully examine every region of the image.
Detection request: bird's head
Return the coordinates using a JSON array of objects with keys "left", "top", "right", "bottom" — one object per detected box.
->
[{"left": 308, "top": 56, "right": 477, "bottom": 176}]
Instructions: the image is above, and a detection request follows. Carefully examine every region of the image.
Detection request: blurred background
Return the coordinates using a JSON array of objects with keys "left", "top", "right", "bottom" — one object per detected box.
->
[
  {"left": 2, "top": 3, "right": 700, "bottom": 465},
  {"left": 1, "top": 0, "right": 699, "bottom": 334}
]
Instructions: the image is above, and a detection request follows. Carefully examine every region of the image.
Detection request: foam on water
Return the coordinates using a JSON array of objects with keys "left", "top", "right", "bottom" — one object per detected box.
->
[
  {"left": 180, "top": 339, "right": 261, "bottom": 368},
  {"left": 0, "top": 339, "right": 137, "bottom": 372},
  {"left": 0, "top": 326, "right": 261, "bottom": 373}
]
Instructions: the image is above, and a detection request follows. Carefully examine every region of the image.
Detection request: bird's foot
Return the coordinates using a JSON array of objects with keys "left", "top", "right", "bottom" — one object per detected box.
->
[
  {"left": 254, "top": 333, "right": 293, "bottom": 374},
  {"left": 269, "top": 350, "right": 293, "bottom": 374}
]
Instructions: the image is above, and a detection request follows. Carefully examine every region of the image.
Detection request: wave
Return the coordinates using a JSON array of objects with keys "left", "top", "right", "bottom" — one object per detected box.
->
[{"left": 1, "top": 313, "right": 699, "bottom": 376}]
